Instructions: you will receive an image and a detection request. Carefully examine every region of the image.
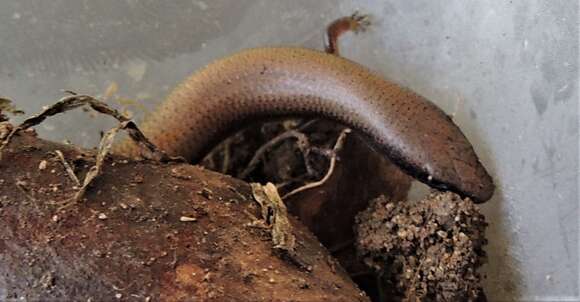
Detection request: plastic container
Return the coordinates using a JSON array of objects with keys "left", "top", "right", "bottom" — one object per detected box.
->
[{"left": 1, "top": 1, "right": 577, "bottom": 300}]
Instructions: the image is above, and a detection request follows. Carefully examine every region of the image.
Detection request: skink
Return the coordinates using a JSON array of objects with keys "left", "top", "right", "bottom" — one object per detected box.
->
[{"left": 114, "top": 14, "right": 495, "bottom": 202}]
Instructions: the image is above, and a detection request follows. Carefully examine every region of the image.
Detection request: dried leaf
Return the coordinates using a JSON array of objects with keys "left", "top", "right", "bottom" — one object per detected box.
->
[
  {"left": 251, "top": 182, "right": 296, "bottom": 252},
  {"left": 262, "top": 183, "right": 296, "bottom": 251}
]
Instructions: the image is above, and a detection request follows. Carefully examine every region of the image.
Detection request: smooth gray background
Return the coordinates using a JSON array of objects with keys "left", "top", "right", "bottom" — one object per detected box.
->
[{"left": 0, "top": 1, "right": 578, "bottom": 301}]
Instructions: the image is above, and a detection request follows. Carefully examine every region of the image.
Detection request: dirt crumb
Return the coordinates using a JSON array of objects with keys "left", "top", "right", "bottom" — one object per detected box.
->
[{"left": 356, "top": 192, "right": 487, "bottom": 302}]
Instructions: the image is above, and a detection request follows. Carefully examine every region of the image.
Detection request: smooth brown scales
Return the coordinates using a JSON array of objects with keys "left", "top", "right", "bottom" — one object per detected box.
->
[{"left": 113, "top": 47, "right": 494, "bottom": 202}]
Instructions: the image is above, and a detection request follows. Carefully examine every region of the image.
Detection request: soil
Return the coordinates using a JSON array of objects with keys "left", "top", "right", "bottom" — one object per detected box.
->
[{"left": 356, "top": 192, "right": 488, "bottom": 302}]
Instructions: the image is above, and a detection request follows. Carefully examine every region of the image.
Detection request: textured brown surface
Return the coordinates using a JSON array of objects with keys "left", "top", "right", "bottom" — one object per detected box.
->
[
  {"left": 198, "top": 117, "right": 413, "bottom": 292},
  {"left": 356, "top": 192, "right": 488, "bottom": 301},
  {"left": 0, "top": 131, "right": 369, "bottom": 301},
  {"left": 113, "top": 47, "right": 493, "bottom": 202}
]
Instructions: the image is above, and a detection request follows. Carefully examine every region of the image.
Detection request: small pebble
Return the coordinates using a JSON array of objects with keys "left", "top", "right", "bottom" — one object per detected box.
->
[
  {"left": 38, "top": 160, "right": 47, "bottom": 170},
  {"left": 180, "top": 216, "right": 197, "bottom": 222}
]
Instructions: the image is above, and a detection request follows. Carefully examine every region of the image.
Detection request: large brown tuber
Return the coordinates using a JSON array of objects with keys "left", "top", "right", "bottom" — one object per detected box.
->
[{"left": 0, "top": 129, "right": 369, "bottom": 301}]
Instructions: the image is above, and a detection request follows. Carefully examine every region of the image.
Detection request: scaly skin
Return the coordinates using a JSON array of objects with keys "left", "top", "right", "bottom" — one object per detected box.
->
[{"left": 113, "top": 46, "right": 494, "bottom": 202}]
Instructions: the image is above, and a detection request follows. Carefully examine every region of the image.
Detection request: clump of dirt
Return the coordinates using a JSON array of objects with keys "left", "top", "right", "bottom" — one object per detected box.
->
[{"left": 356, "top": 192, "right": 488, "bottom": 302}]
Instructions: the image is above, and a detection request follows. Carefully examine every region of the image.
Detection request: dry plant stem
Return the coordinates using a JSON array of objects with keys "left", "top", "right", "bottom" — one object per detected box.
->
[
  {"left": 0, "top": 92, "right": 182, "bottom": 206},
  {"left": 290, "top": 119, "right": 320, "bottom": 176},
  {"left": 221, "top": 138, "right": 232, "bottom": 174},
  {"left": 274, "top": 176, "right": 313, "bottom": 191},
  {"left": 0, "top": 122, "right": 13, "bottom": 139},
  {"left": 0, "top": 93, "right": 179, "bottom": 163},
  {"left": 55, "top": 150, "right": 81, "bottom": 187},
  {"left": 0, "top": 94, "right": 121, "bottom": 159},
  {"left": 69, "top": 126, "right": 119, "bottom": 204},
  {"left": 235, "top": 119, "right": 320, "bottom": 179},
  {"left": 282, "top": 128, "right": 351, "bottom": 200},
  {"left": 69, "top": 119, "right": 185, "bottom": 205},
  {"left": 239, "top": 130, "right": 310, "bottom": 179}
]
